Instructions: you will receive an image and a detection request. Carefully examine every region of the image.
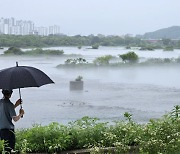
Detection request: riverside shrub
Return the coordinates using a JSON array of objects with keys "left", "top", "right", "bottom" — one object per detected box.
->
[{"left": 13, "top": 106, "right": 180, "bottom": 153}]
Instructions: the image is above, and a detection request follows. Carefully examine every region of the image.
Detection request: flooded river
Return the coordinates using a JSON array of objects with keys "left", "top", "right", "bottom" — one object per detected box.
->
[{"left": 0, "top": 47, "right": 180, "bottom": 128}]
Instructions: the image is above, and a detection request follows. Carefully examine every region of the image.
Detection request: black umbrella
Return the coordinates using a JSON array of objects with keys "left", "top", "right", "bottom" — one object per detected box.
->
[{"left": 0, "top": 62, "right": 54, "bottom": 109}]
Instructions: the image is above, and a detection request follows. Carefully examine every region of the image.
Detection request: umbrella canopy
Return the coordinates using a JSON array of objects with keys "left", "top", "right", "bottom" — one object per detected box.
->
[
  {"left": 0, "top": 62, "right": 54, "bottom": 116},
  {"left": 0, "top": 64, "right": 54, "bottom": 90}
]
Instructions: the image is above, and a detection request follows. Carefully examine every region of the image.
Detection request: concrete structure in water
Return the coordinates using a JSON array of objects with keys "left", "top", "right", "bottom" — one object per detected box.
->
[{"left": 69, "top": 81, "right": 84, "bottom": 91}]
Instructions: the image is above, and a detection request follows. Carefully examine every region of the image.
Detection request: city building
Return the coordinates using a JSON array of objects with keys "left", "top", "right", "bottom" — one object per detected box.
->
[{"left": 0, "top": 17, "right": 60, "bottom": 36}]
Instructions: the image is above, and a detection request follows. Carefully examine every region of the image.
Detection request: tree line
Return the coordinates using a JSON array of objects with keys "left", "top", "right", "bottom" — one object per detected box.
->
[{"left": 0, "top": 34, "right": 180, "bottom": 49}]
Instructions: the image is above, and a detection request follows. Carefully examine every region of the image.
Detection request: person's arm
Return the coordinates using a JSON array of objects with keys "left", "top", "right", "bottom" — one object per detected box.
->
[
  {"left": 13, "top": 115, "right": 22, "bottom": 122},
  {"left": 14, "top": 99, "right": 22, "bottom": 108},
  {"left": 12, "top": 109, "right": 24, "bottom": 122}
]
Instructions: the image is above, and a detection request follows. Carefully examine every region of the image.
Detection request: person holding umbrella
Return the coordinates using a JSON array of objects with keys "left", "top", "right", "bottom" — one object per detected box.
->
[
  {"left": 0, "top": 62, "right": 54, "bottom": 152},
  {"left": 0, "top": 89, "right": 24, "bottom": 153}
]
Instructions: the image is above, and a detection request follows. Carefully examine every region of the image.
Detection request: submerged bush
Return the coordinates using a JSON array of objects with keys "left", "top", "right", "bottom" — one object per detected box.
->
[
  {"left": 93, "top": 55, "right": 113, "bottom": 65},
  {"left": 163, "top": 46, "right": 174, "bottom": 51},
  {"left": 25, "top": 48, "right": 64, "bottom": 55},
  {"left": 4, "top": 47, "right": 24, "bottom": 55},
  {"left": 3, "top": 47, "right": 64, "bottom": 56},
  {"left": 92, "top": 44, "right": 99, "bottom": 49},
  {"left": 139, "top": 46, "right": 155, "bottom": 51},
  {"left": 144, "top": 58, "right": 175, "bottom": 64},
  {"left": 65, "top": 58, "right": 88, "bottom": 65},
  {"left": 119, "top": 52, "right": 139, "bottom": 63}
]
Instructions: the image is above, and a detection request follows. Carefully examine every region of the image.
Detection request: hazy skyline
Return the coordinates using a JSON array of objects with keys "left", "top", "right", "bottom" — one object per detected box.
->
[{"left": 1, "top": 0, "right": 180, "bottom": 36}]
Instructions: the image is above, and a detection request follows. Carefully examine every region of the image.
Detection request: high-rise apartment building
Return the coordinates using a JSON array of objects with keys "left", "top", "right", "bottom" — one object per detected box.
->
[
  {"left": 0, "top": 17, "right": 60, "bottom": 36},
  {"left": 49, "top": 25, "right": 60, "bottom": 35}
]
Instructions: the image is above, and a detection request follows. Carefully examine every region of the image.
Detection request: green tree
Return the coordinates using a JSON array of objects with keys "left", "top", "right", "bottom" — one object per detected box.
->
[
  {"left": 92, "top": 44, "right": 99, "bottom": 49},
  {"left": 93, "top": 55, "right": 113, "bottom": 65},
  {"left": 119, "top": 52, "right": 138, "bottom": 63},
  {"left": 162, "top": 38, "right": 172, "bottom": 46}
]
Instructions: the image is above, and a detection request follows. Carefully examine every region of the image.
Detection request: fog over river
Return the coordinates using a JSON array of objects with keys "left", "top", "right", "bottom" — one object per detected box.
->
[{"left": 0, "top": 47, "right": 180, "bottom": 128}]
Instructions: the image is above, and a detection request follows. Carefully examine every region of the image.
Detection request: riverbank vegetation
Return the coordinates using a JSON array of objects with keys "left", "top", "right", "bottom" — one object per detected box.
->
[
  {"left": 57, "top": 52, "right": 180, "bottom": 68},
  {"left": 0, "top": 35, "right": 180, "bottom": 49},
  {"left": 0, "top": 106, "right": 179, "bottom": 153},
  {"left": 3, "top": 47, "right": 64, "bottom": 56}
]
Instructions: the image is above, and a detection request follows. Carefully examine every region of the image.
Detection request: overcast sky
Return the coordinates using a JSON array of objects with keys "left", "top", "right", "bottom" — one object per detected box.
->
[{"left": 0, "top": 0, "right": 180, "bottom": 36}]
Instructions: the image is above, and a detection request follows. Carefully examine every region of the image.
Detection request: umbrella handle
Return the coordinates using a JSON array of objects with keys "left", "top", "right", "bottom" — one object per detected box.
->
[{"left": 18, "top": 88, "right": 23, "bottom": 118}]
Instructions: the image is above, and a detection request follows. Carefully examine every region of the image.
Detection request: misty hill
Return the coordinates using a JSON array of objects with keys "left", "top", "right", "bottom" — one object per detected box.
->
[{"left": 141, "top": 26, "right": 180, "bottom": 39}]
